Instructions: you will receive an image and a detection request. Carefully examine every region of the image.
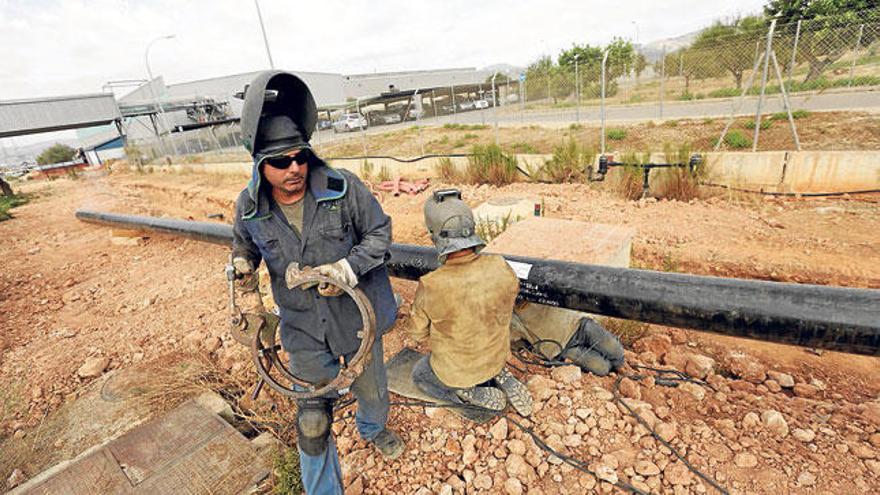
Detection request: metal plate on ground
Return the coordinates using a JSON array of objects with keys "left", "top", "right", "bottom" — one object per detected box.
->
[
  {"left": 14, "top": 399, "right": 270, "bottom": 495},
  {"left": 386, "top": 347, "right": 498, "bottom": 424}
]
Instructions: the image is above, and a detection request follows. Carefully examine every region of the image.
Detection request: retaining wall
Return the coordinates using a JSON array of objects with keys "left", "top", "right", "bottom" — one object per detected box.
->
[{"left": 136, "top": 150, "right": 879, "bottom": 194}]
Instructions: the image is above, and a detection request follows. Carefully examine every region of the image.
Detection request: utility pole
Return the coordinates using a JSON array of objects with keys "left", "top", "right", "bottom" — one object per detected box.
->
[{"left": 254, "top": 0, "right": 275, "bottom": 69}]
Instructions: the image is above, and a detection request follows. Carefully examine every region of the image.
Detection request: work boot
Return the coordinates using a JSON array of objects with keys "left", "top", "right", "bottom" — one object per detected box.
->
[
  {"left": 493, "top": 368, "right": 533, "bottom": 417},
  {"left": 562, "top": 346, "right": 613, "bottom": 376},
  {"left": 455, "top": 386, "right": 507, "bottom": 412},
  {"left": 371, "top": 428, "right": 405, "bottom": 460},
  {"left": 578, "top": 317, "right": 625, "bottom": 370}
]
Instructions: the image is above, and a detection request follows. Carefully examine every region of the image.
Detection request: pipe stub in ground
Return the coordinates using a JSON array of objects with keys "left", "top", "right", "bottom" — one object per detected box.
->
[{"left": 250, "top": 268, "right": 376, "bottom": 399}]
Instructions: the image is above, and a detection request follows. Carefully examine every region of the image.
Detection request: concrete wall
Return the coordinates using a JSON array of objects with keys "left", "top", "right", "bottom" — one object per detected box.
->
[{"left": 136, "top": 150, "right": 879, "bottom": 194}]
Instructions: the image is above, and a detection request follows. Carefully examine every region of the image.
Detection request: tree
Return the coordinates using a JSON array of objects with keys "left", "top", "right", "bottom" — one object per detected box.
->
[
  {"left": 36, "top": 143, "right": 76, "bottom": 165},
  {"left": 691, "top": 16, "right": 767, "bottom": 89},
  {"left": 765, "top": 0, "right": 880, "bottom": 82},
  {"left": 663, "top": 47, "right": 716, "bottom": 93}
]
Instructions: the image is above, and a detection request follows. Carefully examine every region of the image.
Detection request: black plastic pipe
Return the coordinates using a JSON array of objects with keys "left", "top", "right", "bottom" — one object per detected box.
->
[{"left": 75, "top": 210, "right": 880, "bottom": 356}]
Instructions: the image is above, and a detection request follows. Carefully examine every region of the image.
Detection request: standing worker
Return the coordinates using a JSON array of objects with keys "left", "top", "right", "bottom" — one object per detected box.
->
[{"left": 231, "top": 71, "right": 404, "bottom": 494}]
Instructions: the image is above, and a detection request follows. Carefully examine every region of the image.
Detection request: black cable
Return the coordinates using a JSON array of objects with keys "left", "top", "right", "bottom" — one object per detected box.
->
[
  {"left": 333, "top": 397, "right": 649, "bottom": 494},
  {"left": 700, "top": 182, "right": 880, "bottom": 197},
  {"left": 513, "top": 350, "right": 729, "bottom": 494},
  {"left": 325, "top": 153, "right": 474, "bottom": 163},
  {"left": 611, "top": 374, "right": 729, "bottom": 495}
]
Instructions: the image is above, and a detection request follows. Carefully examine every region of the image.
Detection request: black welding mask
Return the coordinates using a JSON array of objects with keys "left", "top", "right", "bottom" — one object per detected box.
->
[{"left": 240, "top": 71, "right": 317, "bottom": 158}]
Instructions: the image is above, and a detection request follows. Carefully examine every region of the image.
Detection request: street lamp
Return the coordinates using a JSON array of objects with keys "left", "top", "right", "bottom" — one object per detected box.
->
[
  {"left": 253, "top": 0, "right": 275, "bottom": 69},
  {"left": 145, "top": 34, "right": 176, "bottom": 155}
]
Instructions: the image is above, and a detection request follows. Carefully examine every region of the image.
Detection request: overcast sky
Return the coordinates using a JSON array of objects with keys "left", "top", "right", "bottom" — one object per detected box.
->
[{"left": 2, "top": 0, "right": 768, "bottom": 100}]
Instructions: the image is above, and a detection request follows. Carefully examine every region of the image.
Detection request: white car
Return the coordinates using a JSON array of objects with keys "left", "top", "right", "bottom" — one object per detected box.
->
[
  {"left": 473, "top": 99, "right": 490, "bottom": 109},
  {"left": 333, "top": 113, "right": 368, "bottom": 133}
]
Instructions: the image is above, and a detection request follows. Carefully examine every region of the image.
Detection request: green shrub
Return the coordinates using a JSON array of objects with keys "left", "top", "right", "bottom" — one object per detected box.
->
[
  {"left": 511, "top": 142, "right": 537, "bottom": 154},
  {"left": 272, "top": 447, "right": 303, "bottom": 494},
  {"left": 770, "top": 109, "right": 810, "bottom": 120},
  {"left": 541, "top": 138, "right": 596, "bottom": 183},
  {"left": 663, "top": 120, "right": 679, "bottom": 128},
  {"left": 569, "top": 123, "right": 583, "bottom": 130},
  {"left": 443, "top": 123, "right": 488, "bottom": 131},
  {"left": 708, "top": 87, "right": 740, "bottom": 98},
  {"left": 722, "top": 131, "right": 750, "bottom": 149},
  {"left": 463, "top": 133, "right": 479, "bottom": 139},
  {"left": 606, "top": 129, "right": 627, "bottom": 141},
  {"left": 464, "top": 144, "right": 519, "bottom": 185},
  {"left": 677, "top": 91, "right": 694, "bottom": 101},
  {"left": 744, "top": 119, "right": 772, "bottom": 130},
  {"left": 0, "top": 193, "right": 29, "bottom": 222}
]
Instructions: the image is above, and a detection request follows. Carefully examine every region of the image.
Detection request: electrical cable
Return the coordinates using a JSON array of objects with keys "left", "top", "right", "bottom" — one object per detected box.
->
[{"left": 699, "top": 182, "right": 880, "bottom": 197}]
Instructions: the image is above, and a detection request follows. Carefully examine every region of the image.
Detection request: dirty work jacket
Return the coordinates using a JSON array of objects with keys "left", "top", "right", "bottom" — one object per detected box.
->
[
  {"left": 510, "top": 303, "right": 583, "bottom": 359},
  {"left": 232, "top": 160, "right": 397, "bottom": 360},
  {"left": 409, "top": 252, "right": 519, "bottom": 388}
]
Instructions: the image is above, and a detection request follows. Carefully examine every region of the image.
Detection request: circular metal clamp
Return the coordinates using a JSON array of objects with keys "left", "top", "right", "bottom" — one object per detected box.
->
[{"left": 250, "top": 267, "right": 376, "bottom": 399}]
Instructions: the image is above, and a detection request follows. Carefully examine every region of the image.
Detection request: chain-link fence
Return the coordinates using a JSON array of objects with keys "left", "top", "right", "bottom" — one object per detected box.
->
[
  {"left": 507, "top": 9, "right": 880, "bottom": 119},
  {"left": 127, "top": 8, "right": 880, "bottom": 160}
]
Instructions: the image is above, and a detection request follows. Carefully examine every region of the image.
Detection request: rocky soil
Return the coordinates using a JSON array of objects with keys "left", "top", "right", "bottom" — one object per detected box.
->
[{"left": 1, "top": 171, "right": 878, "bottom": 493}]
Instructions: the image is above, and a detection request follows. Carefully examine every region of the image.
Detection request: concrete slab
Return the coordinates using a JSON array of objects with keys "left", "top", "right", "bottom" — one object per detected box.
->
[
  {"left": 472, "top": 197, "right": 539, "bottom": 229},
  {"left": 483, "top": 216, "right": 634, "bottom": 268},
  {"left": 12, "top": 400, "right": 270, "bottom": 495}
]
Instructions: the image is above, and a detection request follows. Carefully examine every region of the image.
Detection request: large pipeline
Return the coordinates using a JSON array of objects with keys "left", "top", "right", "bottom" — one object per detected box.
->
[{"left": 75, "top": 210, "right": 880, "bottom": 356}]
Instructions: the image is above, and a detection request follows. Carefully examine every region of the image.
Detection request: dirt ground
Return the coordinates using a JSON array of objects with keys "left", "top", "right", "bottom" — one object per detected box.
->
[
  {"left": 1, "top": 170, "right": 879, "bottom": 494},
  {"left": 315, "top": 111, "right": 880, "bottom": 158}
]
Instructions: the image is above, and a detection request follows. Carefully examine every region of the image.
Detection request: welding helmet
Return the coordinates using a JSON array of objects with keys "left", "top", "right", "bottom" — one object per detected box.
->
[
  {"left": 240, "top": 71, "right": 317, "bottom": 158},
  {"left": 423, "top": 189, "right": 485, "bottom": 263}
]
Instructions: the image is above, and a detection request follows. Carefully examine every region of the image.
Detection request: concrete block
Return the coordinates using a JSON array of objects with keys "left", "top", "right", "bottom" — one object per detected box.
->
[
  {"left": 484, "top": 217, "right": 634, "bottom": 268},
  {"left": 473, "top": 197, "right": 539, "bottom": 229}
]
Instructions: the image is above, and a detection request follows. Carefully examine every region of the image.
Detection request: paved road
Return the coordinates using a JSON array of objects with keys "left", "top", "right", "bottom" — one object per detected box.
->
[{"left": 314, "top": 88, "right": 880, "bottom": 147}]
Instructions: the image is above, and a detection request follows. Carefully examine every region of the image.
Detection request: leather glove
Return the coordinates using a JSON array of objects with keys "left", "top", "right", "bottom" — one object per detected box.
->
[{"left": 305, "top": 259, "right": 358, "bottom": 297}]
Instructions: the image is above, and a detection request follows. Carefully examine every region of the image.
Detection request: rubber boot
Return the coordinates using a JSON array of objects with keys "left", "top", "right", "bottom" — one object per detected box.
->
[{"left": 493, "top": 368, "right": 533, "bottom": 416}]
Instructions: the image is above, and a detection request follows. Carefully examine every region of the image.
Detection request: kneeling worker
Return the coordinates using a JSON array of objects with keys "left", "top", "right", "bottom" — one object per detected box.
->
[{"left": 408, "top": 189, "right": 532, "bottom": 416}]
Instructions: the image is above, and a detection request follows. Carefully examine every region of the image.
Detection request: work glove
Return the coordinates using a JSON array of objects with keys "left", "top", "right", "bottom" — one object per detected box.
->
[
  {"left": 303, "top": 259, "right": 358, "bottom": 297},
  {"left": 232, "top": 257, "right": 258, "bottom": 290},
  {"left": 562, "top": 317, "right": 625, "bottom": 376}
]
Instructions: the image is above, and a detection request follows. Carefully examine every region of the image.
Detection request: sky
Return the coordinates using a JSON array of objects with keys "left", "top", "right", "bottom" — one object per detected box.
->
[{"left": 0, "top": 0, "right": 766, "bottom": 147}]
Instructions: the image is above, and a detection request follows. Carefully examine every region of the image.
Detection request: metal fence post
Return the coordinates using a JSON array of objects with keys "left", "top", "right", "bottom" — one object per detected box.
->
[
  {"left": 450, "top": 83, "right": 456, "bottom": 122},
  {"left": 575, "top": 55, "right": 581, "bottom": 124},
  {"left": 600, "top": 48, "right": 610, "bottom": 155},
  {"left": 788, "top": 19, "right": 801, "bottom": 86},
  {"left": 356, "top": 98, "right": 367, "bottom": 162},
  {"left": 752, "top": 19, "right": 777, "bottom": 152},
  {"left": 659, "top": 45, "right": 666, "bottom": 119},
  {"left": 491, "top": 73, "right": 499, "bottom": 145},
  {"left": 850, "top": 24, "right": 865, "bottom": 86}
]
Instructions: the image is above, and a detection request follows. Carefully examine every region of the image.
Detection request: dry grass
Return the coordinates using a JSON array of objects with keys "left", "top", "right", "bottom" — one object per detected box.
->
[
  {"left": 611, "top": 152, "right": 650, "bottom": 200},
  {"left": 463, "top": 144, "right": 519, "bottom": 185},
  {"left": 654, "top": 143, "right": 705, "bottom": 201},
  {"left": 434, "top": 157, "right": 460, "bottom": 182},
  {"left": 602, "top": 317, "right": 650, "bottom": 347}
]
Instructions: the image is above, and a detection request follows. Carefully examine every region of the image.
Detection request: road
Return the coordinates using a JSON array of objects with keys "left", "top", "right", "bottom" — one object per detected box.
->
[{"left": 314, "top": 88, "right": 880, "bottom": 146}]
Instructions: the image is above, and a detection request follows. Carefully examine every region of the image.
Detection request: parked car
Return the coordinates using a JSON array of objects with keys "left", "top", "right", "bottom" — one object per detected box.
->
[
  {"left": 332, "top": 113, "right": 368, "bottom": 133},
  {"left": 369, "top": 111, "right": 403, "bottom": 126},
  {"left": 317, "top": 118, "right": 333, "bottom": 131},
  {"left": 458, "top": 100, "right": 476, "bottom": 111},
  {"left": 473, "top": 99, "right": 490, "bottom": 109}
]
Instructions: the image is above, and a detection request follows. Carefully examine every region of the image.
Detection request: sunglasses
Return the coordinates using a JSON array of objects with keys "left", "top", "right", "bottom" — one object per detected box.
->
[{"left": 264, "top": 148, "right": 312, "bottom": 169}]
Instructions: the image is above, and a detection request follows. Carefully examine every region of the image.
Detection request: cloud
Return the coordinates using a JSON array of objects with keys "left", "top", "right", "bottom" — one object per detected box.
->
[{"left": 1, "top": 0, "right": 766, "bottom": 100}]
